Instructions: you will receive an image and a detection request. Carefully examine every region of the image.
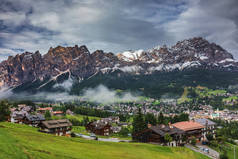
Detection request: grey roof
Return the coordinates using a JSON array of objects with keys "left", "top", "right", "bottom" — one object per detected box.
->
[
  {"left": 149, "top": 125, "right": 184, "bottom": 136},
  {"left": 88, "top": 121, "right": 111, "bottom": 130},
  {"left": 26, "top": 114, "right": 45, "bottom": 122},
  {"left": 195, "top": 118, "right": 216, "bottom": 126},
  {"left": 12, "top": 111, "right": 28, "bottom": 119}
]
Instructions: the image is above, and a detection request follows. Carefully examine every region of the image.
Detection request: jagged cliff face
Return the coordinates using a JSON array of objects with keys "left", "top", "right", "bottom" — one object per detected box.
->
[{"left": 0, "top": 37, "right": 237, "bottom": 88}]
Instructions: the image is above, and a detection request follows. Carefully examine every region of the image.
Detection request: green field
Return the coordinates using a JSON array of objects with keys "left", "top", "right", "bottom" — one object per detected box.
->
[
  {"left": 0, "top": 122, "right": 209, "bottom": 159},
  {"left": 51, "top": 114, "right": 100, "bottom": 121}
]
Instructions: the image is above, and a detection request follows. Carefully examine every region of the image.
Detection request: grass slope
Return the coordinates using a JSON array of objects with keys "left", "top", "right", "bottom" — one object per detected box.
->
[{"left": 0, "top": 122, "right": 209, "bottom": 159}]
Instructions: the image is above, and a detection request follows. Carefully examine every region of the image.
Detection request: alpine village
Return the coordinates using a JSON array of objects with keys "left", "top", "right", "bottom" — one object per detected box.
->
[{"left": 1, "top": 0, "right": 238, "bottom": 158}]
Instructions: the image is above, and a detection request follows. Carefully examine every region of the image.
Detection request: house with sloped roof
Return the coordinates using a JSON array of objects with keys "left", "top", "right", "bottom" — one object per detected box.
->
[
  {"left": 39, "top": 119, "right": 72, "bottom": 136},
  {"left": 86, "top": 120, "right": 112, "bottom": 136},
  {"left": 23, "top": 114, "right": 45, "bottom": 127},
  {"left": 10, "top": 105, "right": 33, "bottom": 123},
  {"left": 172, "top": 121, "right": 205, "bottom": 142},
  {"left": 52, "top": 111, "right": 64, "bottom": 116},
  {"left": 133, "top": 124, "right": 185, "bottom": 146},
  {"left": 195, "top": 118, "right": 216, "bottom": 139},
  {"left": 37, "top": 107, "right": 53, "bottom": 114}
]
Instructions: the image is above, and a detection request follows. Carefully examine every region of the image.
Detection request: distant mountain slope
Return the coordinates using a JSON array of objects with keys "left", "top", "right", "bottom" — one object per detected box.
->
[{"left": 0, "top": 37, "right": 238, "bottom": 97}]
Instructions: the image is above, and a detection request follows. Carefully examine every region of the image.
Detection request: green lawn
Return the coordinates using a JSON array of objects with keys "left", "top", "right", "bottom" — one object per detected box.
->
[
  {"left": 51, "top": 114, "right": 100, "bottom": 121},
  {"left": 0, "top": 122, "right": 209, "bottom": 159},
  {"left": 66, "top": 114, "right": 100, "bottom": 121}
]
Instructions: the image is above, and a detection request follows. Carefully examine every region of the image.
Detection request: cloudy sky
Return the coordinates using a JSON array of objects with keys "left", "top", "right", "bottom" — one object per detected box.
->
[{"left": 0, "top": 0, "right": 238, "bottom": 61}]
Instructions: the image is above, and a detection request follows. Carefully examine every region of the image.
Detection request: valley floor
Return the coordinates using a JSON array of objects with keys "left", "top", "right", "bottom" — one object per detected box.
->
[{"left": 0, "top": 122, "right": 210, "bottom": 159}]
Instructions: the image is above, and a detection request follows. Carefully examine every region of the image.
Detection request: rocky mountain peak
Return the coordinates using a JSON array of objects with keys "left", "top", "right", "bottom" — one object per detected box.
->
[{"left": 0, "top": 37, "right": 237, "bottom": 89}]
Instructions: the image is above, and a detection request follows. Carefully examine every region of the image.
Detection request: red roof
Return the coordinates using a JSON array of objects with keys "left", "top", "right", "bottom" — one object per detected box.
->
[
  {"left": 172, "top": 121, "right": 205, "bottom": 131},
  {"left": 53, "top": 111, "right": 64, "bottom": 114},
  {"left": 38, "top": 107, "right": 53, "bottom": 111}
]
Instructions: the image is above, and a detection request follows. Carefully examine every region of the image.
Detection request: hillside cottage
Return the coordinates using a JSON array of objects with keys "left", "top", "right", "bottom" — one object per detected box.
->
[
  {"left": 86, "top": 121, "right": 112, "bottom": 136},
  {"left": 23, "top": 114, "right": 45, "bottom": 127},
  {"left": 52, "top": 111, "right": 64, "bottom": 116},
  {"left": 172, "top": 121, "right": 205, "bottom": 142},
  {"left": 195, "top": 118, "right": 216, "bottom": 139},
  {"left": 10, "top": 106, "right": 32, "bottom": 123},
  {"left": 133, "top": 124, "right": 184, "bottom": 146},
  {"left": 39, "top": 119, "right": 72, "bottom": 136}
]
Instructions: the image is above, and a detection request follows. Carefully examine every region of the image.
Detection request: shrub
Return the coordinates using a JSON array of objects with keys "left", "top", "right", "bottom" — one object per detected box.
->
[
  {"left": 71, "top": 132, "right": 76, "bottom": 137},
  {"left": 206, "top": 133, "right": 213, "bottom": 141},
  {"left": 191, "top": 136, "right": 196, "bottom": 146},
  {"left": 219, "top": 151, "right": 228, "bottom": 159}
]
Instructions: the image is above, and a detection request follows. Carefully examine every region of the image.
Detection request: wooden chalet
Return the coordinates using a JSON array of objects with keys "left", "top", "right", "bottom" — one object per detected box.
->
[
  {"left": 195, "top": 118, "right": 217, "bottom": 140},
  {"left": 133, "top": 124, "right": 184, "bottom": 146},
  {"left": 23, "top": 114, "right": 45, "bottom": 127},
  {"left": 39, "top": 119, "right": 72, "bottom": 136},
  {"left": 10, "top": 111, "right": 28, "bottom": 123},
  {"left": 172, "top": 121, "right": 205, "bottom": 142},
  {"left": 86, "top": 121, "right": 112, "bottom": 136}
]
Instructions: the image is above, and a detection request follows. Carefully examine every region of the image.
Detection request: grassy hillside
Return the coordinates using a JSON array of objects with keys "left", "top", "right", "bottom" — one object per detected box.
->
[{"left": 0, "top": 122, "right": 209, "bottom": 159}]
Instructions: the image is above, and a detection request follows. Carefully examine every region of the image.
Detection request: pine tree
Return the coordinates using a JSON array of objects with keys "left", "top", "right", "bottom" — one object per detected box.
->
[
  {"left": 158, "top": 112, "right": 164, "bottom": 124},
  {"left": 0, "top": 100, "right": 10, "bottom": 121},
  {"left": 145, "top": 113, "right": 157, "bottom": 126},
  {"left": 132, "top": 108, "right": 146, "bottom": 137},
  {"left": 45, "top": 110, "right": 51, "bottom": 120}
]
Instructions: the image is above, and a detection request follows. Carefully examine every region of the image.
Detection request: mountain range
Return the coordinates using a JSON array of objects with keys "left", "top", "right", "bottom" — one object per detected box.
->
[{"left": 1, "top": 37, "right": 238, "bottom": 99}]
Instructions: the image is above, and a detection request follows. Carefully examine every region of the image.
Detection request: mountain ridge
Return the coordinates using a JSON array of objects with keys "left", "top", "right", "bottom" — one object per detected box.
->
[{"left": 0, "top": 37, "right": 238, "bottom": 93}]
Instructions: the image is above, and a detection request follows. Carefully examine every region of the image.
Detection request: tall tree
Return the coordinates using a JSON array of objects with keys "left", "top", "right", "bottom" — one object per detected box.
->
[
  {"left": 44, "top": 110, "right": 51, "bottom": 120},
  {"left": 145, "top": 113, "right": 157, "bottom": 126},
  {"left": 132, "top": 108, "right": 146, "bottom": 137},
  {"left": 178, "top": 113, "right": 189, "bottom": 122},
  {"left": 158, "top": 112, "right": 165, "bottom": 124},
  {"left": 0, "top": 100, "right": 10, "bottom": 121}
]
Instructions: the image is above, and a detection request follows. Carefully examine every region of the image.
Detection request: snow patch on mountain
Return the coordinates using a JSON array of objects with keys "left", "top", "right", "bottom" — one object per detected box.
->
[
  {"left": 219, "top": 58, "right": 235, "bottom": 63},
  {"left": 120, "top": 65, "right": 142, "bottom": 73},
  {"left": 119, "top": 49, "right": 144, "bottom": 62}
]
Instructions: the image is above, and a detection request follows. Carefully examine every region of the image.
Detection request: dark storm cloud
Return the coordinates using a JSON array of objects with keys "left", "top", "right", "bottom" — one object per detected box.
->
[{"left": 0, "top": 0, "right": 238, "bottom": 61}]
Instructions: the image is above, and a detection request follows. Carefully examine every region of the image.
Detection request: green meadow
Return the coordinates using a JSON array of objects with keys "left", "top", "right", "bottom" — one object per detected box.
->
[{"left": 0, "top": 122, "right": 209, "bottom": 159}]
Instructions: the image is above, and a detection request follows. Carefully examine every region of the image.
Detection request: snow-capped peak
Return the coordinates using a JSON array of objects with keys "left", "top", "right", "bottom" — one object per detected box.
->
[{"left": 118, "top": 49, "right": 144, "bottom": 62}]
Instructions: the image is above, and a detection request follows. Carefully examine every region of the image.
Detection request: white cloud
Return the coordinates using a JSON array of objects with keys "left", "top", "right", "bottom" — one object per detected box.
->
[
  {"left": 53, "top": 78, "right": 73, "bottom": 91},
  {"left": 166, "top": 0, "right": 238, "bottom": 59},
  {"left": 82, "top": 85, "right": 140, "bottom": 103},
  {"left": 0, "top": 87, "right": 13, "bottom": 99},
  {"left": 0, "top": 11, "right": 26, "bottom": 26},
  {"left": 0, "top": 0, "right": 238, "bottom": 61}
]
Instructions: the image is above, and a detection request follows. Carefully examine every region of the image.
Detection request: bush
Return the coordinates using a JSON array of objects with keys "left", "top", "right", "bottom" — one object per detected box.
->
[
  {"left": 69, "top": 118, "right": 81, "bottom": 126},
  {"left": 119, "top": 127, "right": 130, "bottom": 136},
  {"left": 219, "top": 152, "right": 228, "bottom": 159},
  {"left": 71, "top": 132, "right": 76, "bottom": 137},
  {"left": 191, "top": 136, "right": 196, "bottom": 146},
  {"left": 209, "top": 140, "right": 218, "bottom": 147},
  {"left": 206, "top": 133, "right": 214, "bottom": 141}
]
